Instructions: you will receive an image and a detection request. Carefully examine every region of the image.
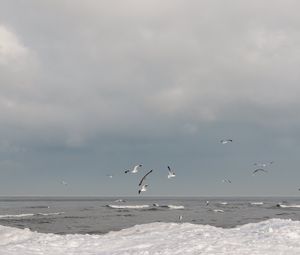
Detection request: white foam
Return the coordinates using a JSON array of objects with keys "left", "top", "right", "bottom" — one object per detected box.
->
[
  {"left": 0, "top": 214, "right": 35, "bottom": 218},
  {"left": 107, "top": 205, "right": 150, "bottom": 209},
  {"left": 1, "top": 219, "right": 300, "bottom": 254},
  {"left": 0, "top": 212, "right": 65, "bottom": 218},
  {"left": 218, "top": 202, "right": 228, "bottom": 205},
  {"left": 160, "top": 205, "right": 184, "bottom": 209},
  {"left": 35, "top": 212, "right": 65, "bottom": 216},
  {"left": 250, "top": 202, "right": 264, "bottom": 205},
  {"left": 166, "top": 205, "right": 184, "bottom": 210},
  {"left": 278, "top": 204, "right": 300, "bottom": 208},
  {"left": 213, "top": 209, "right": 224, "bottom": 213}
]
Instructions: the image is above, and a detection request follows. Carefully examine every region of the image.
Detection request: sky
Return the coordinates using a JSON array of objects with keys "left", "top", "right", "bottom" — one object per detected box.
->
[{"left": 0, "top": 0, "right": 300, "bottom": 196}]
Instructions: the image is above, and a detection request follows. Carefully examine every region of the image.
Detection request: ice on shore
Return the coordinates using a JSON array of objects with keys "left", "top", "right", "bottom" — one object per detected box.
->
[{"left": 1, "top": 219, "right": 300, "bottom": 254}]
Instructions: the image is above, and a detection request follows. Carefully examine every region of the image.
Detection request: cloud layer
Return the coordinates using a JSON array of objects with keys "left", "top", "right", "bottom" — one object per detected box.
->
[{"left": 0, "top": 1, "right": 300, "bottom": 195}]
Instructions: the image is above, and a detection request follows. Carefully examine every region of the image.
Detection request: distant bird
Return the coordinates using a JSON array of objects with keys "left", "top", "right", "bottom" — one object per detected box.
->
[
  {"left": 206, "top": 201, "right": 210, "bottom": 206},
  {"left": 254, "top": 161, "right": 274, "bottom": 168},
  {"left": 220, "top": 139, "right": 233, "bottom": 144},
  {"left": 138, "top": 170, "right": 153, "bottom": 186},
  {"left": 222, "top": 179, "right": 232, "bottom": 184},
  {"left": 179, "top": 215, "right": 183, "bottom": 222},
  {"left": 252, "top": 168, "right": 268, "bottom": 175},
  {"left": 60, "top": 180, "right": 68, "bottom": 186},
  {"left": 138, "top": 184, "right": 148, "bottom": 194},
  {"left": 167, "top": 166, "right": 176, "bottom": 179},
  {"left": 125, "top": 164, "right": 142, "bottom": 174},
  {"left": 106, "top": 174, "right": 113, "bottom": 178}
]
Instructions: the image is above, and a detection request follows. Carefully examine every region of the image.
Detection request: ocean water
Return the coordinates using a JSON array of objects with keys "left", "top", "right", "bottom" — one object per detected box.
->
[
  {"left": 2, "top": 197, "right": 300, "bottom": 254},
  {"left": 0, "top": 196, "right": 300, "bottom": 235}
]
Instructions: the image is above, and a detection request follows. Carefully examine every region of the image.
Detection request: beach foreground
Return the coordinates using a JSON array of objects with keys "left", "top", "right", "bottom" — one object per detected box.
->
[{"left": 1, "top": 219, "right": 300, "bottom": 255}]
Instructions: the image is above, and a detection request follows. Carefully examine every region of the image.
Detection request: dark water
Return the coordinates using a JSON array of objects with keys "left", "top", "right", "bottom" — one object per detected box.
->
[{"left": 0, "top": 197, "right": 300, "bottom": 234}]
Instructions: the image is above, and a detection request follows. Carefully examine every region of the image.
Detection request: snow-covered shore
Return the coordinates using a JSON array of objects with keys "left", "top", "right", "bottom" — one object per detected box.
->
[{"left": 1, "top": 219, "right": 300, "bottom": 254}]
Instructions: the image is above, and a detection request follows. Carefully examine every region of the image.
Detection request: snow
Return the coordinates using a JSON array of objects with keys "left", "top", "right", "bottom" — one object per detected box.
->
[{"left": 1, "top": 219, "right": 300, "bottom": 254}]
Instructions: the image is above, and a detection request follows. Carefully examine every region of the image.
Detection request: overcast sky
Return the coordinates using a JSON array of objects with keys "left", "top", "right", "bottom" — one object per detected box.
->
[{"left": 0, "top": 0, "right": 300, "bottom": 196}]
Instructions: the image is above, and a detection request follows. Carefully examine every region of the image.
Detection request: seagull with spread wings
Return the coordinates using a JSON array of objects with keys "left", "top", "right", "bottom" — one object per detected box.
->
[{"left": 125, "top": 164, "right": 143, "bottom": 174}]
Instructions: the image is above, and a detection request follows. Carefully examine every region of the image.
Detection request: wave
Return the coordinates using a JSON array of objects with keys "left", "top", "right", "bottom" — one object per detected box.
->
[
  {"left": 106, "top": 205, "right": 150, "bottom": 209},
  {"left": 0, "top": 212, "right": 64, "bottom": 219},
  {"left": 0, "top": 219, "right": 300, "bottom": 254},
  {"left": 26, "top": 206, "right": 50, "bottom": 209},
  {"left": 106, "top": 204, "right": 184, "bottom": 210},
  {"left": 160, "top": 205, "right": 185, "bottom": 210},
  {"left": 277, "top": 204, "right": 300, "bottom": 208},
  {"left": 250, "top": 202, "right": 264, "bottom": 205},
  {"left": 213, "top": 209, "right": 224, "bottom": 213}
]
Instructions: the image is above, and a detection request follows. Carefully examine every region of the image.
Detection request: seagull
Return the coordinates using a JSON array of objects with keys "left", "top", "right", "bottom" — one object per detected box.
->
[
  {"left": 253, "top": 168, "right": 268, "bottom": 175},
  {"left": 179, "top": 215, "right": 183, "bottom": 222},
  {"left": 206, "top": 201, "right": 210, "bottom": 206},
  {"left": 254, "top": 161, "right": 274, "bottom": 168},
  {"left": 106, "top": 174, "right": 113, "bottom": 178},
  {"left": 125, "top": 164, "right": 142, "bottom": 174},
  {"left": 220, "top": 139, "right": 233, "bottom": 144},
  {"left": 167, "top": 166, "right": 176, "bottom": 179},
  {"left": 138, "top": 169, "right": 153, "bottom": 186},
  {"left": 138, "top": 184, "right": 148, "bottom": 194},
  {"left": 60, "top": 180, "right": 68, "bottom": 186},
  {"left": 222, "top": 179, "right": 232, "bottom": 184}
]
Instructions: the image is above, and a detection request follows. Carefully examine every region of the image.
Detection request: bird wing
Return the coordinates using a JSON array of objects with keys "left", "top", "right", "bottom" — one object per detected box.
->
[
  {"left": 253, "top": 168, "right": 267, "bottom": 174},
  {"left": 138, "top": 170, "right": 153, "bottom": 186}
]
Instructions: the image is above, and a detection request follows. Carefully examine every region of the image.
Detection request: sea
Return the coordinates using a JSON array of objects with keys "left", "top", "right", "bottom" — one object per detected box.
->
[{"left": 1, "top": 196, "right": 300, "bottom": 254}]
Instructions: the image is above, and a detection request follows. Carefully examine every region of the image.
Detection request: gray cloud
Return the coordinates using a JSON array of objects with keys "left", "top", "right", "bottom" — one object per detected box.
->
[{"left": 0, "top": 1, "right": 300, "bottom": 195}]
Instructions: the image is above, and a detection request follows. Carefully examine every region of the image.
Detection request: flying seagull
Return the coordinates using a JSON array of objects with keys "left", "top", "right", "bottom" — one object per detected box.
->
[
  {"left": 125, "top": 164, "right": 142, "bottom": 174},
  {"left": 138, "top": 169, "right": 153, "bottom": 186},
  {"left": 222, "top": 179, "right": 232, "bottom": 184},
  {"left": 138, "top": 184, "right": 148, "bottom": 194},
  {"left": 220, "top": 139, "right": 233, "bottom": 144},
  {"left": 167, "top": 166, "right": 176, "bottom": 179},
  {"left": 106, "top": 174, "right": 113, "bottom": 178},
  {"left": 254, "top": 161, "right": 274, "bottom": 168},
  {"left": 253, "top": 168, "right": 268, "bottom": 175},
  {"left": 60, "top": 180, "right": 68, "bottom": 186}
]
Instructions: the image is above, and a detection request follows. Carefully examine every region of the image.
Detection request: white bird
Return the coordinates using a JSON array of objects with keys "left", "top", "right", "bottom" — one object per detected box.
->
[
  {"left": 252, "top": 168, "right": 268, "bottom": 175},
  {"left": 220, "top": 139, "right": 233, "bottom": 144},
  {"left": 222, "top": 179, "right": 232, "bottom": 184},
  {"left": 125, "top": 164, "right": 142, "bottom": 174},
  {"left": 60, "top": 180, "right": 68, "bottom": 186},
  {"left": 179, "top": 215, "right": 183, "bottom": 222},
  {"left": 138, "top": 184, "right": 148, "bottom": 194},
  {"left": 106, "top": 174, "right": 113, "bottom": 178},
  {"left": 167, "top": 166, "right": 176, "bottom": 179}
]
